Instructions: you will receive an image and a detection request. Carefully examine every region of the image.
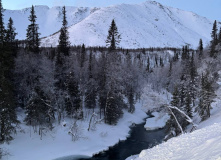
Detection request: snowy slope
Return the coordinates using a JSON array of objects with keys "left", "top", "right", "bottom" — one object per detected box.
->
[
  {"left": 3, "top": 1, "right": 217, "bottom": 48},
  {"left": 41, "top": 1, "right": 216, "bottom": 49},
  {"left": 128, "top": 72, "right": 221, "bottom": 160},
  {"left": 128, "top": 122, "right": 221, "bottom": 160},
  {"left": 4, "top": 6, "right": 99, "bottom": 39}
]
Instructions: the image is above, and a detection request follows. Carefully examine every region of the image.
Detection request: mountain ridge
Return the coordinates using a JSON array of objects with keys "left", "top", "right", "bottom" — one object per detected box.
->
[
  {"left": 4, "top": 5, "right": 97, "bottom": 39},
  {"left": 3, "top": 1, "right": 219, "bottom": 48}
]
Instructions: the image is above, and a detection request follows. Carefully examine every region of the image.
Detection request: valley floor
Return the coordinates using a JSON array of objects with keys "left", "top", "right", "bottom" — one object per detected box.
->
[{"left": 1, "top": 102, "right": 147, "bottom": 160}]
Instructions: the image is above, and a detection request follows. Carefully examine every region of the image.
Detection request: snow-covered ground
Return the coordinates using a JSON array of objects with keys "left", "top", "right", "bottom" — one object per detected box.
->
[
  {"left": 0, "top": 85, "right": 171, "bottom": 160},
  {"left": 129, "top": 122, "right": 221, "bottom": 160},
  {"left": 144, "top": 112, "right": 170, "bottom": 130},
  {"left": 128, "top": 75, "right": 221, "bottom": 160},
  {"left": 1, "top": 102, "right": 147, "bottom": 160}
]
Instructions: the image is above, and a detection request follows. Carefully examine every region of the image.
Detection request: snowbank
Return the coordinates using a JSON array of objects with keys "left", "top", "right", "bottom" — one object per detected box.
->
[
  {"left": 1, "top": 103, "right": 147, "bottom": 160},
  {"left": 128, "top": 101, "right": 221, "bottom": 160},
  {"left": 130, "top": 122, "right": 221, "bottom": 160},
  {"left": 144, "top": 112, "right": 169, "bottom": 130}
]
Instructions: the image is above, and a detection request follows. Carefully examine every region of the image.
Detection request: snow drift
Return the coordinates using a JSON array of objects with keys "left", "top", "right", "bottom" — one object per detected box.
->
[{"left": 144, "top": 112, "right": 170, "bottom": 130}]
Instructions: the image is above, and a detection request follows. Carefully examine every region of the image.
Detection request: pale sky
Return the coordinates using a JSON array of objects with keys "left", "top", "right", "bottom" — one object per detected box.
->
[{"left": 2, "top": 0, "right": 221, "bottom": 21}]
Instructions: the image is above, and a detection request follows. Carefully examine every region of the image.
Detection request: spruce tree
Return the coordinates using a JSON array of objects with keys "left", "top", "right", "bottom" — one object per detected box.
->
[
  {"left": 5, "top": 18, "right": 17, "bottom": 44},
  {"left": 184, "top": 93, "right": 192, "bottom": 118},
  {"left": 166, "top": 60, "right": 173, "bottom": 91},
  {"left": 179, "top": 83, "right": 186, "bottom": 107},
  {"left": 189, "top": 52, "right": 198, "bottom": 106},
  {"left": 211, "top": 20, "right": 218, "bottom": 45},
  {"left": 210, "top": 20, "right": 218, "bottom": 57},
  {"left": 98, "top": 52, "right": 107, "bottom": 119},
  {"left": 181, "top": 92, "right": 192, "bottom": 129},
  {"left": 106, "top": 19, "right": 121, "bottom": 51},
  {"left": 155, "top": 55, "right": 158, "bottom": 67},
  {"left": 88, "top": 50, "right": 93, "bottom": 79},
  {"left": 166, "top": 86, "right": 182, "bottom": 136},
  {"left": 26, "top": 5, "right": 40, "bottom": 53},
  {"left": 128, "top": 87, "right": 135, "bottom": 113},
  {"left": 85, "top": 51, "right": 97, "bottom": 110},
  {"left": 58, "top": 6, "right": 70, "bottom": 56},
  {"left": 202, "top": 74, "right": 215, "bottom": 119},
  {"left": 181, "top": 45, "right": 190, "bottom": 61},
  {"left": 5, "top": 17, "right": 17, "bottom": 55},
  {"left": 55, "top": 6, "right": 71, "bottom": 122},
  {"left": 54, "top": 52, "right": 65, "bottom": 90},
  {"left": 0, "top": 77, "right": 19, "bottom": 143},
  {"left": 0, "top": 1, "right": 19, "bottom": 143},
  {"left": 106, "top": 90, "right": 123, "bottom": 125},
  {"left": 146, "top": 56, "right": 150, "bottom": 72},
  {"left": 197, "top": 73, "right": 216, "bottom": 121},
  {"left": 65, "top": 72, "right": 82, "bottom": 118},
  {"left": 198, "top": 39, "right": 203, "bottom": 58},
  {"left": 80, "top": 44, "right": 86, "bottom": 68},
  {"left": 0, "top": 0, "right": 4, "bottom": 47},
  {"left": 160, "top": 56, "right": 164, "bottom": 67},
  {"left": 198, "top": 74, "right": 206, "bottom": 121},
  {"left": 171, "top": 86, "right": 180, "bottom": 107},
  {"left": 218, "top": 27, "right": 221, "bottom": 44},
  {"left": 105, "top": 51, "right": 126, "bottom": 125},
  {"left": 125, "top": 51, "right": 135, "bottom": 113}
]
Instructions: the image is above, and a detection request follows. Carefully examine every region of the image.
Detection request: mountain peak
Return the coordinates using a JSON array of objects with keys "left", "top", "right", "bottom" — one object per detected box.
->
[
  {"left": 3, "top": 1, "right": 215, "bottom": 49},
  {"left": 142, "top": 1, "right": 164, "bottom": 7},
  {"left": 41, "top": 2, "right": 214, "bottom": 49}
]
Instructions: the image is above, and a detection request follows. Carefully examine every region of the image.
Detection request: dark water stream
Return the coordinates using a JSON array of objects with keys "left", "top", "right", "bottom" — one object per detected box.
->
[{"left": 56, "top": 116, "right": 166, "bottom": 160}]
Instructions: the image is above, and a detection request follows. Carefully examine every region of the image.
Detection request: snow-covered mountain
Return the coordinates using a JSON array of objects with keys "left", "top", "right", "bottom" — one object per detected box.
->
[
  {"left": 4, "top": 5, "right": 99, "bottom": 40},
  {"left": 4, "top": 1, "right": 218, "bottom": 48}
]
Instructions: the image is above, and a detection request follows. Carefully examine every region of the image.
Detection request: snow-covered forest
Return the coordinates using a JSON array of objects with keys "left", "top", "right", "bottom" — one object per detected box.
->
[{"left": 1, "top": 0, "right": 221, "bottom": 160}]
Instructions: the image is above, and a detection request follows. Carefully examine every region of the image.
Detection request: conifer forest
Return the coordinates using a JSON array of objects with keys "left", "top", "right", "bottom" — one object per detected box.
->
[{"left": 1, "top": 0, "right": 221, "bottom": 160}]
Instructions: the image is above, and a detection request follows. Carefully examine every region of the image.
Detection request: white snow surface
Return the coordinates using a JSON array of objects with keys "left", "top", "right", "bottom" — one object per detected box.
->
[
  {"left": 0, "top": 85, "right": 171, "bottom": 160},
  {"left": 41, "top": 1, "right": 215, "bottom": 49},
  {"left": 129, "top": 122, "right": 221, "bottom": 160},
  {"left": 4, "top": 6, "right": 97, "bottom": 40},
  {"left": 128, "top": 75, "right": 221, "bottom": 160},
  {"left": 144, "top": 112, "right": 169, "bottom": 130},
  {"left": 1, "top": 103, "right": 147, "bottom": 160},
  {"left": 4, "top": 1, "right": 219, "bottom": 48}
]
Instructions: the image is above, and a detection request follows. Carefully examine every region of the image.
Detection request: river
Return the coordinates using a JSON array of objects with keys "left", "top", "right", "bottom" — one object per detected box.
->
[{"left": 56, "top": 115, "right": 166, "bottom": 160}]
